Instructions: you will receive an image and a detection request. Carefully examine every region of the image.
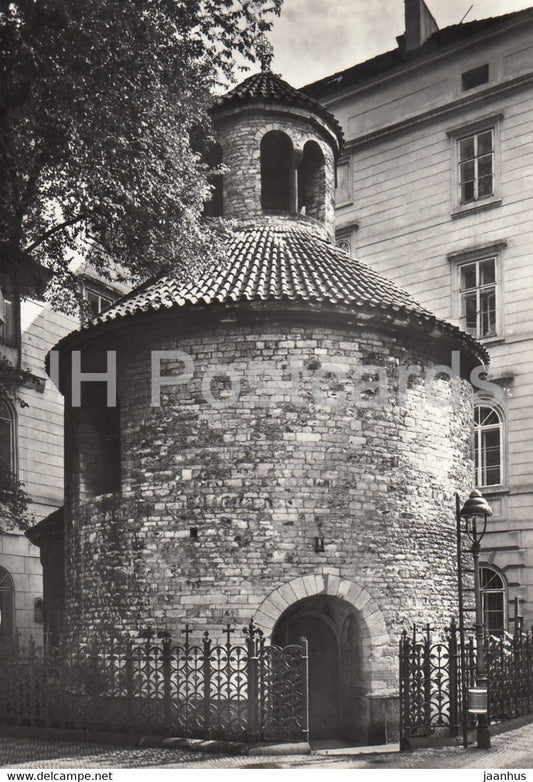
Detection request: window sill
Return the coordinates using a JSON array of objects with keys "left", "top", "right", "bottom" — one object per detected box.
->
[
  {"left": 478, "top": 485, "right": 509, "bottom": 496},
  {"left": 478, "top": 336, "right": 506, "bottom": 347},
  {"left": 336, "top": 200, "right": 354, "bottom": 210},
  {"left": 451, "top": 196, "right": 502, "bottom": 219}
]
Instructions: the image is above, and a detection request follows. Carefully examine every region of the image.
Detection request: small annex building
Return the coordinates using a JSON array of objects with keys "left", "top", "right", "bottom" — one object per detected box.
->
[{"left": 34, "top": 64, "right": 488, "bottom": 743}]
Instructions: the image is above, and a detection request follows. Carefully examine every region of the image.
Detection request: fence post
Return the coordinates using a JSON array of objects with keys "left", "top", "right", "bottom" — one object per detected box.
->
[
  {"left": 525, "top": 628, "right": 533, "bottom": 714},
  {"left": 162, "top": 635, "right": 172, "bottom": 731},
  {"left": 125, "top": 638, "right": 134, "bottom": 729},
  {"left": 300, "top": 636, "right": 310, "bottom": 743},
  {"left": 399, "top": 630, "right": 410, "bottom": 750},
  {"left": 28, "top": 636, "right": 36, "bottom": 726},
  {"left": 423, "top": 625, "right": 432, "bottom": 734},
  {"left": 448, "top": 619, "right": 458, "bottom": 737},
  {"left": 89, "top": 638, "right": 99, "bottom": 729},
  {"left": 246, "top": 621, "right": 259, "bottom": 743},
  {"left": 203, "top": 631, "right": 212, "bottom": 739}
]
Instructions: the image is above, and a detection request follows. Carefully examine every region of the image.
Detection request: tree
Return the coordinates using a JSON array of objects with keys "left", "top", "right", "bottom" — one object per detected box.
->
[
  {"left": 0, "top": 0, "right": 281, "bottom": 531},
  {"left": 0, "top": 0, "right": 282, "bottom": 299}
]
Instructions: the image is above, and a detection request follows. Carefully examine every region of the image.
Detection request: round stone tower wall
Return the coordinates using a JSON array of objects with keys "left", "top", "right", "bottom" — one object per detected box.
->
[
  {"left": 215, "top": 110, "right": 337, "bottom": 240},
  {"left": 64, "top": 311, "right": 474, "bottom": 685}
]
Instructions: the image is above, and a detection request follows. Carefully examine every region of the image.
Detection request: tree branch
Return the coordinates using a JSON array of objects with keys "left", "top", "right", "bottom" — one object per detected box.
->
[{"left": 23, "top": 213, "right": 87, "bottom": 252}]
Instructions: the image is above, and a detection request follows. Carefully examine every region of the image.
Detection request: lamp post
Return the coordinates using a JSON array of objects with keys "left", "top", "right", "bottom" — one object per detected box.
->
[{"left": 458, "top": 488, "right": 493, "bottom": 750}]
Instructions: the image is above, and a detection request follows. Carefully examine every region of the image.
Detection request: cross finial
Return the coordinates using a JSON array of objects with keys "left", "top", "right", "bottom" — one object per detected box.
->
[
  {"left": 256, "top": 34, "right": 274, "bottom": 72},
  {"left": 224, "top": 623, "right": 234, "bottom": 647}
]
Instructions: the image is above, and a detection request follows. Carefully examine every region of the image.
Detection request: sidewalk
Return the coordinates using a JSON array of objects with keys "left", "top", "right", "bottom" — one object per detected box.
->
[{"left": 1, "top": 719, "right": 533, "bottom": 769}]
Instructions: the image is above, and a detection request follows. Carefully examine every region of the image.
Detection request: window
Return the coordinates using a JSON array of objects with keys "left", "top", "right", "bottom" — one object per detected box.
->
[
  {"left": 335, "top": 160, "right": 351, "bottom": 205},
  {"left": 458, "top": 129, "right": 494, "bottom": 204},
  {"left": 82, "top": 285, "right": 115, "bottom": 320},
  {"left": 481, "top": 566, "right": 506, "bottom": 635},
  {"left": 474, "top": 404, "right": 503, "bottom": 487},
  {"left": 336, "top": 225, "right": 358, "bottom": 258},
  {"left": 0, "top": 278, "right": 18, "bottom": 347},
  {"left": 0, "top": 567, "right": 15, "bottom": 647},
  {"left": 447, "top": 114, "right": 502, "bottom": 216},
  {"left": 459, "top": 257, "right": 497, "bottom": 338},
  {"left": 0, "top": 399, "right": 15, "bottom": 479},
  {"left": 462, "top": 64, "right": 489, "bottom": 91},
  {"left": 336, "top": 236, "right": 352, "bottom": 255}
]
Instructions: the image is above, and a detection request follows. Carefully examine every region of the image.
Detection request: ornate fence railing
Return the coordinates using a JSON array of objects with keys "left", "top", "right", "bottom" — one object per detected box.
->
[
  {"left": 399, "top": 621, "right": 533, "bottom": 749},
  {"left": 0, "top": 622, "right": 309, "bottom": 743}
]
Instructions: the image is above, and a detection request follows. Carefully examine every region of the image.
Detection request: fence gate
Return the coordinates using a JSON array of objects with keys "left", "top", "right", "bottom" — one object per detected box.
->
[{"left": 0, "top": 622, "right": 309, "bottom": 743}]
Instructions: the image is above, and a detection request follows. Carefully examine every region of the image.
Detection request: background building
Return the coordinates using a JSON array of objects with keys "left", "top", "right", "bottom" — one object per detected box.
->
[
  {"left": 305, "top": 0, "right": 533, "bottom": 633},
  {"left": 0, "top": 249, "right": 125, "bottom": 647},
  {"left": 0, "top": 257, "right": 69, "bottom": 647}
]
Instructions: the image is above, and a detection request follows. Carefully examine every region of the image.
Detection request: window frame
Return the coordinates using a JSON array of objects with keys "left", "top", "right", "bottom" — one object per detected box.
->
[
  {"left": 480, "top": 565, "right": 507, "bottom": 636},
  {"left": 459, "top": 256, "right": 497, "bottom": 340},
  {"left": 0, "top": 398, "right": 16, "bottom": 480},
  {"left": 474, "top": 402, "right": 504, "bottom": 489},
  {"left": 449, "top": 241, "right": 505, "bottom": 342},
  {"left": 0, "top": 566, "right": 15, "bottom": 646},
  {"left": 80, "top": 281, "right": 117, "bottom": 322},
  {"left": 0, "top": 273, "right": 20, "bottom": 351},
  {"left": 335, "top": 225, "right": 358, "bottom": 258},
  {"left": 447, "top": 113, "right": 503, "bottom": 218},
  {"left": 335, "top": 157, "right": 352, "bottom": 207}
]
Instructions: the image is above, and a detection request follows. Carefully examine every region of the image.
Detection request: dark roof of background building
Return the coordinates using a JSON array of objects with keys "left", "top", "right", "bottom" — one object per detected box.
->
[
  {"left": 25, "top": 506, "right": 64, "bottom": 546},
  {"left": 304, "top": 6, "right": 533, "bottom": 100},
  {"left": 212, "top": 69, "right": 344, "bottom": 146},
  {"left": 58, "top": 220, "right": 487, "bottom": 363}
]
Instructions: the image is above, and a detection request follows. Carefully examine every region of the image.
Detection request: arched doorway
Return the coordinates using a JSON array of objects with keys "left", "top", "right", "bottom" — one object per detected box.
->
[{"left": 272, "top": 594, "right": 366, "bottom": 742}]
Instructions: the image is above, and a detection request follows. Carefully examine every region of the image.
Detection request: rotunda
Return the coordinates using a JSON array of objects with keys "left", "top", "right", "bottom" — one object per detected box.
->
[{"left": 50, "top": 66, "right": 487, "bottom": 742}]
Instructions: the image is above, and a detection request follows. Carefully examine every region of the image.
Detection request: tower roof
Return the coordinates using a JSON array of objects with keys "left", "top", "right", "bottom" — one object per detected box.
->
[
  {"left": 212, "top": 69, "right": 344, "bottom": 148},
  {"left": 57, "top": 221, "right": 487, "bottom": 366}
]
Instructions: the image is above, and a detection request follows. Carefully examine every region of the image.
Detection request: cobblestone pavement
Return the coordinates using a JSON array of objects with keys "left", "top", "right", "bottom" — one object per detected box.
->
[{"left": 1, "top": 722, "right": 533, "bottom": 769}]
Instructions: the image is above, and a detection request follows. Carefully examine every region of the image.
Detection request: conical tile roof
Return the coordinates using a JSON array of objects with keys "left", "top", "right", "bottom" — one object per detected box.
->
[
  {"left": 212, "top": 70, "right": 343, "bottom": 147},
  {"left": 66, "top": 221, "right": 487, "bottom": 364}
]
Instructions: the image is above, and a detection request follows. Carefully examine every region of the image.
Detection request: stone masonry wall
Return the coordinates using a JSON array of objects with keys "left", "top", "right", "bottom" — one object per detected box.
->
[{"left": 64, "top": 311, "right": 475, "bottom": 696}]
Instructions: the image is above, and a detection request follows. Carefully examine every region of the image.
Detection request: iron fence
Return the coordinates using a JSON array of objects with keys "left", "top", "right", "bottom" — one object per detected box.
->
[
  {"left": 0, "top": 621, "right": 309, "bottom": 743},
  {"left": 399, "top": 621, "right": 533, "bottom": 749},
  {"left": 487, "top": 631, "right": 533, "bottom": 721}
]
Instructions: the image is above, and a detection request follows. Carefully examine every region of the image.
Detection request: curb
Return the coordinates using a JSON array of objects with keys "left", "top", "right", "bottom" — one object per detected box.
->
[{"left": 0, "top": 725, "right": 310, "bottom": 756}]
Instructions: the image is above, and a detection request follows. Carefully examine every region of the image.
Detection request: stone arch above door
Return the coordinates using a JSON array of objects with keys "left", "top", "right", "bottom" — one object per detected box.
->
[{"left": 254, "top": 571, "right": 388, "bottom": 647}]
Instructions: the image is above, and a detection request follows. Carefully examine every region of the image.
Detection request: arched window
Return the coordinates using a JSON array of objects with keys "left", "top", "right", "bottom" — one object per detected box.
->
[
  {"left": 203, "top": 142, "right": 223, "bottom": 218},
  {"left": 481, "top": 566, "right": 506, "bottom": 635},
  {"left": 298, "top": 140, "right": 325, "bottom": 221},
  {"left": 261, "top": 131, "right": 294, "bottom": 212},
  {"left": 0, "top": 567, "right": 15, "bottom": 647},
  {"left": 0, "top": 399, "right": 15, "bottom": 480},
  {"left": 474, "top": 404, "right": 502, "bottom": 487}
]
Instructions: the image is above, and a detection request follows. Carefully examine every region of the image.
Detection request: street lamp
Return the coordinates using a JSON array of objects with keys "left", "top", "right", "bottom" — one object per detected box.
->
[{"left": 458, "top": 488, "right": 493, "bottom": 750}]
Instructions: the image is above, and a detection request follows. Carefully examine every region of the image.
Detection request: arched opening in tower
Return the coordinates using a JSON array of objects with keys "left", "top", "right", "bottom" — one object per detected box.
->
[
  {"left": 261, "top": 130, "right": 294, "bottom": 212},
  {"left": 272, "top": 594, "right": 370, "bottom": 743},
  {"left": 298, "top": 140, "right": 325, "bottom": 222}
]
